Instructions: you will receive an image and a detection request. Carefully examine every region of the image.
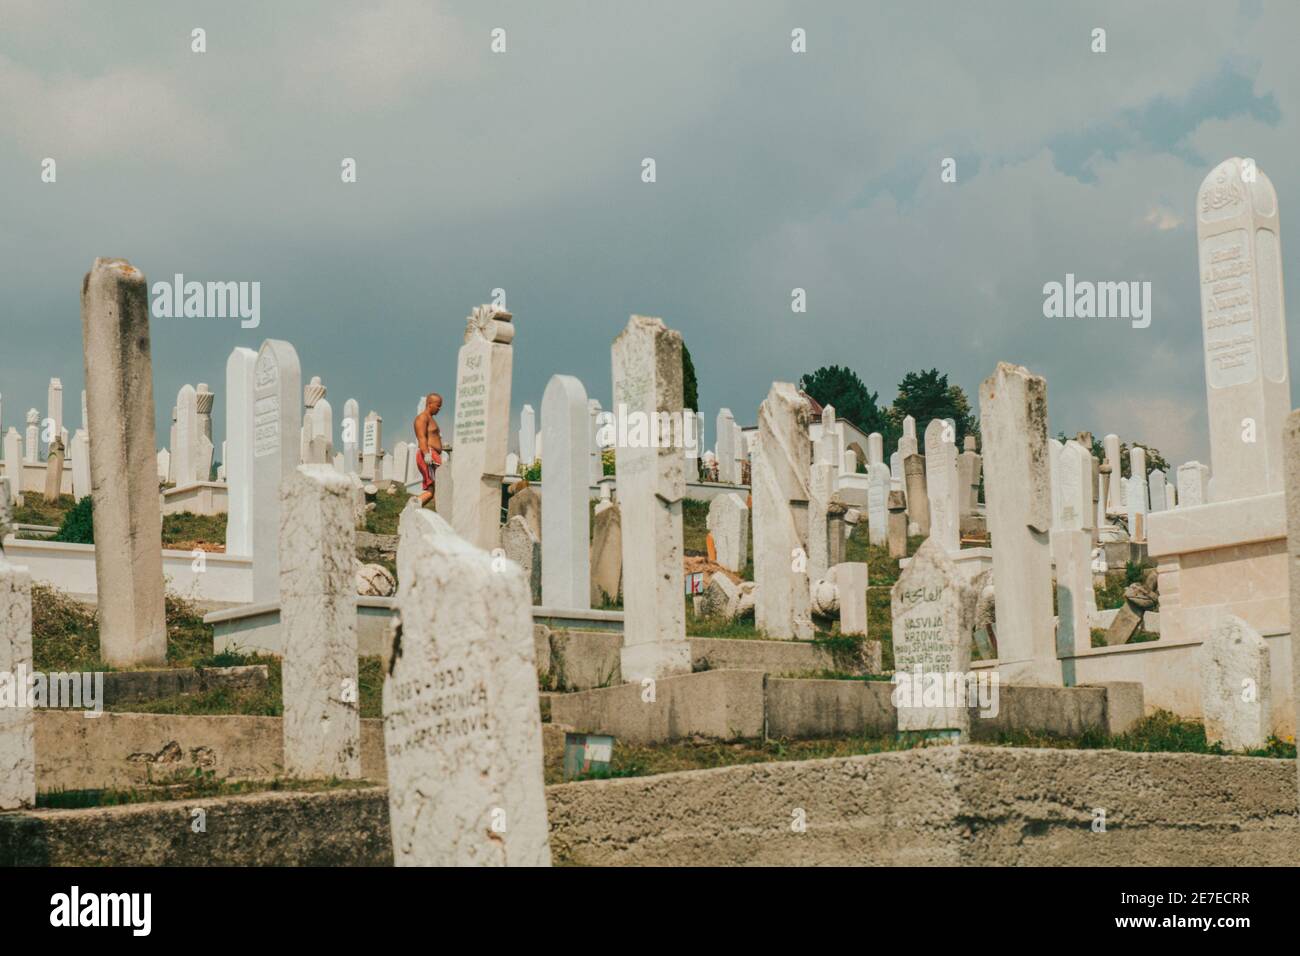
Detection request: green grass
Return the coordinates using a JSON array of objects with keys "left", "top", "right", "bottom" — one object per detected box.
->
[
  {"left": 682, "top": 498, "right": 709, "bottom": 553},
  {"left": 546, "top": 711, "right": 1294, "bottom": 786},
  {"left": 365, "top": 487, "right": 411, "bottom": 535},
  {"left": 31, "top": 584, "right": 107, "bottom": 672},
  {"left": 685, "top": 597, "right": 837, "bottom": 641},
  {"left": 984, "top": 709, "right": 1296, "bottom": 759},
  {"left": 545, "top": 732, "right": 930, "bottom": 785},
  {"left": 38, "top": 772, "right": 379, "bottom": 809},
  {"left": 33, "top": 585, "right": 226, "bottom": 674},
  {"left": 161, "top": 511, "right": 227, "bottom": 549},
  {"left": 13, "top": 495, "right": 228, "bottom": 549},
  {"left": 11, "top": 493, "right": 76, "bottom": 527},
  {"left": 108, "top": 654, "right": 386, "bottom": 718}
]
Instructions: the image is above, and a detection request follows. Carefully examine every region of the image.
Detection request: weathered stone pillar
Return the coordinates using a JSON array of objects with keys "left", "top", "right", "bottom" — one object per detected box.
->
[
  {"left": 903, "top": 453, "right": 930, "bottom": 536},
  {"left": 752, "top": 382, "right": 813, "bottom": 640},
  {"left": 251, "top": 340, "right": 302, "bottom": 603},
  {"left": 81, "top": 258, "right": 166, "bottom": 666},
  {"left": 1197, "top": 158, "right": 1289, "bottom": 501},
  {"left": 451, "top": 306, "right": 514, "bottom": 551},
  {"left": 224, "top": 347, "right": 257, "bottom": 556},
  {"left": 611, "top": 315, "right": 691, "bottom": 678},
  {"left": 540, "top": 374, "right": 590, "bottom": 608},
  {"left": 979, "top": 361, "right": 1059, "bottom": 685},
  {"left": 384, "top": 506, "right": 550, "bottom": 866},
  {"left": 890, "top": 538, "right": 976, "bottom": 740},
  {"left": 0, "top": 556, "right": 35, "bottom": 809},
  {"left": 1199, "top": 614, "right": 1270, "bottom": 751},
  {"left": 280, "top": 465, "right": 360, "bottom": 779}
]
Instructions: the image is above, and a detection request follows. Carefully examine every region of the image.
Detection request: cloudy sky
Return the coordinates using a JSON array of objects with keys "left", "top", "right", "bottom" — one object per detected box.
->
[{"left": 2, "top": 0, "right": 1297, "bottom": 467}]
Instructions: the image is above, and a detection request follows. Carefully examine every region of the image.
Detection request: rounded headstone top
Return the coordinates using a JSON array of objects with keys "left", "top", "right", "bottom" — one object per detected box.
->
[{"left": 1197, "top": 157, "right": 1277, "bottom": 226}]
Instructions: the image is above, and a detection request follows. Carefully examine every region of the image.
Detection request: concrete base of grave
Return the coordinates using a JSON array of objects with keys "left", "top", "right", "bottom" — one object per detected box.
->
[
  {"left": 206, "top": 598, "right": 396, "bottom": 657},
  {"left": 1090, "top": 608, "right": 1160, "bottom": 633},
  {"left": 549, "top": 671, "right": 1142, "bottom": 744},
  {"left": 1101, "top": 540, "right": 1147, "bottom": 567},
  {"left": 2, "top": 538, "right": 252, "bottom": 603},
  {"left": 160, "top": 480, "right": 228, "bottom": 516},
  {"left": 991, "top": 624, "right": 1296, "bottom": 738},
  {"left": 31, "top": 710, "right": 389, "bottom": 792},
  {"left": 30, "top": 710, "right": 562, "bottom": 795},
  {"left": 547, "top": 746, "right": 1300, "bottom": 866},
  {"left": 532, "top": 606, "right": 624, "bottom": 633},
  {"left": 536, "top": 627, "right": 884, "bottom": 692},
  {"left": 13, "top": 523, "right": 56, "bottom": 539},
  {"left": 4, "top": 746, "right": 1295, "bottom": 866},
  {"left": 833, "top": 475, "right": 869, "bottom": 508},
  {"left": 0, "top": 461, "right": 73, "bottom": 496},
  {"left": 38, "top": 665, "right": 267, "bottom": 711},
  {"left": 1138, "top": 492, "right": 1291, "bottom": 733},
  {"left": 1148, "top": 493, "right": 1287, "bottom": 644},
  {"left": 619, "top": 640, "right": 693, "bottom": 684}
]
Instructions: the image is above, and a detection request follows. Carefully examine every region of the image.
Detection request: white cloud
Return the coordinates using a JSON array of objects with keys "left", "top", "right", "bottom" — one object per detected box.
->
[
  {"left": 280, "top": 0, "right": 469, "bottom": 110},
  {"left": 0, "top": 55, "right": 230, "bottom": 167}
]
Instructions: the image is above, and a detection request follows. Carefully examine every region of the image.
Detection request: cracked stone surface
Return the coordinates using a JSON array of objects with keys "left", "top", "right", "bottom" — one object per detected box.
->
[
  {"left": 280, "top": 465, "right": 360, "bottom": 780},
  {"left": 384, "top": 506, "right": 550, "bottom": 866},
  {"left": 0, "top": 556, "right": 35, "bottom": 809}
]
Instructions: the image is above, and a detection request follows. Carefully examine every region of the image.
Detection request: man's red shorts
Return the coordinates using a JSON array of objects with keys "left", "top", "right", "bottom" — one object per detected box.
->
[{"left": 416, "top": 450, "right": 439, "bottom": 491}]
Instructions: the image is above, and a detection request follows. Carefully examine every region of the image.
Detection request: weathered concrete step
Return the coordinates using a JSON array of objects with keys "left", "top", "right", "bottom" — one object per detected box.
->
[
  {"left": 537, "top": 627, "right": 882, "bottom": 692},
  {"left": 549, "top": 670, "right": 1145, "bottom": 744},
  {"left": 35, "top": 665, "right": 269, "bottom": 710},
  {"left": 3, "top": 746, "right": 1294, "bottom": 866}
]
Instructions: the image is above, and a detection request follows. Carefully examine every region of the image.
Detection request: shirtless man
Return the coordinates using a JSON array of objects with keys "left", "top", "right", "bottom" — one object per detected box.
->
[{"left": 414, "top": 393, "right": 444, "bottom": 507}]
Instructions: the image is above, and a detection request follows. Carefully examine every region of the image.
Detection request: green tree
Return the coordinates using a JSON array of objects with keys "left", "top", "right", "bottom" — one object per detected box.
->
[
  {"left": 53, "top": 496, "right": 94, "bottom": 544},
  {"left": 682, "top": 342, "right": 699, "bottom": 414},
  {"left": 890, "top": 369, "right": 977, "bottom": 449},
  {"left": 797, "top": 365, "right": 891, "bottom": 437},
  {"left": 1056, "top": 432, "right": 1169, "bottom": 479}
]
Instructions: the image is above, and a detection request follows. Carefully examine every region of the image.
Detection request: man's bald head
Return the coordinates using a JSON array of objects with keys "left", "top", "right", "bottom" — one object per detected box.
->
[{"left": 425, "top": 392, "right": 443, "bottom": 413}]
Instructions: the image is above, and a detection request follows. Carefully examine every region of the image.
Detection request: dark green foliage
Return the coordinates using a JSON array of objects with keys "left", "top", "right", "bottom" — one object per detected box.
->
[
  {"left": 52, "top": 496, "right": 94, "bottom": 544},
  {"left": 890, "top": 369, "right": 977, "bottom": 448},
  {"left": 799, "top": 365, "right": 891, "bottom": 436},
  {"left": 682, "top": 341, "right": 699, "bottom": 414}
]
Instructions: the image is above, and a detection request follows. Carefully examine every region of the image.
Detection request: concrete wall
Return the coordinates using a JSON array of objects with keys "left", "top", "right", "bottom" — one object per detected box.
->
[
  {"left": 974, "top": 629, "right": 1296, "bottom": 738},
  {"left": 0, "top": 787, "right": 393, "bottom": 866},
  {"left": 4, "top": 747, "right": 1295, "bottom": 866},
  {"left": 1, "top": 538, "right": 252, "bottom": 603},
  {"left": 547, "top": 746, "right": 1300, "bottom": 866},
  {"left": 209, "top": 598, "right": 395, "bottom": 656},
  {"left": 161, "top": 481, "right": 228, "bottom": 516},
  {"left": 34, "top": 711, "right": 388, "bottom": 791},
  {"left": 537, "top": 627, "right": 882, "bottom": 692},
  {"left": 550, "top": 671, "right": 1142, "bottom": 744},
  {"left": 0, "top": 461, "right": 72, "bottom": 496},
  {"left": 549, "top": 671, "right": 767, "bottom": 744}
]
